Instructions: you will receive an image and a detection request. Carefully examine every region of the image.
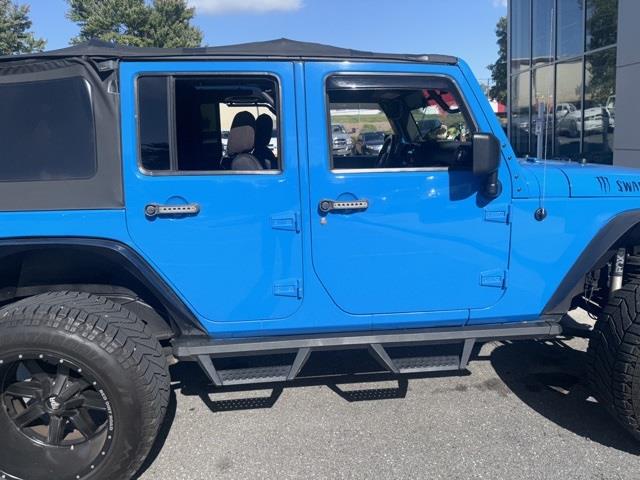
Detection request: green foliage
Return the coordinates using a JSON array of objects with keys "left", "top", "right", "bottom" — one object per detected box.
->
[
  {"left": 0, "top": 0, "right": 46, "bottom": 55},
  {"left": 361, "top": 124, "right": 378, "bottom": 132},
  {"left": 330, "top": 113, "right": 388, "bottom": 124},
  {"left": 66, "top": 0, "right": 203, "bottom": 48},
  {"left": 149, "top": 0, "right": 203, "bottom": 48},
  {"left": 587, "top": 0, "right": 617, "bottom": 50},
  {"left": 587, "top": 48, "right": 616, "bottom": 107},
  {"left": 487, "top": 16, "right": 507, "bottom": 105},
  {"left": 584, "top": 0, "right": 617, "bottom": 107}
]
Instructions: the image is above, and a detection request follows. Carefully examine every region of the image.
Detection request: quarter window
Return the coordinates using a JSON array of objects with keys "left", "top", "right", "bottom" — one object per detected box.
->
[{"left": 0, "top": 77, "right": 96, "bottom": 182}]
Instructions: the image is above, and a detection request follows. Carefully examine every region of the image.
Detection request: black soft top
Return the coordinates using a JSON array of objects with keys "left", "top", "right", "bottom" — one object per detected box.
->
[{"left": 0, "top": 38, "right": 458, "bottom": 65}]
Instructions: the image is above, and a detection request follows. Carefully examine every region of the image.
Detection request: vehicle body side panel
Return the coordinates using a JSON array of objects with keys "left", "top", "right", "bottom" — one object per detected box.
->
[
  {"left": 0, "top": 59, "right": 637, "bottom": 339},
  {"left": 0, "top": 210, "right": 129, "bottom": 239},
  {"left": 559, "top": 162, "right": 640, "bottom": 197},
  {"left": 468, "top": 198, "right": 640, "bottom": 324},
  {"left": 303, "top": 61, "right": 512, "bottom": 321},
  {"left": 120, "top": 61, "right": 305, "bottom": 329}
]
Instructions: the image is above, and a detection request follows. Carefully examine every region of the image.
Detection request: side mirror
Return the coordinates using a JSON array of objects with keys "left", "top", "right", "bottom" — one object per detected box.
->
[{"left": 473, "top": 133, "right": 502, "bottom": 198}]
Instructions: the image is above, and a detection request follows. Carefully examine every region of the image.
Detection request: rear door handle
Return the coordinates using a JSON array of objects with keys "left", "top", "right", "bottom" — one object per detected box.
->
[
  {"left": 318, "top": 199, "right": 369, "bottom": 214},
  {"left": 145, "top": 203, "right": 200, "bottom": 218}
]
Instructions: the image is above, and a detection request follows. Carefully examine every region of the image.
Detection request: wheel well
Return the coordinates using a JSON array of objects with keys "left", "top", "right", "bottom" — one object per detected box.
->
[
  {"left": 545, "top": 213, "right": 640, "bottom": 315},
  {"left": 0, "top": 239, "right": 205, "bottom": 338}
]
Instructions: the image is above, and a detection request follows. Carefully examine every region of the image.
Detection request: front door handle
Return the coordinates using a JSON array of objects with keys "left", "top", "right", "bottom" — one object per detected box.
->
[
  {"left": 145, "top": 203, "right": 200, "bottom": 218},
  {"left": 318, "top": 199, "right": 369, "bottom": 214}
]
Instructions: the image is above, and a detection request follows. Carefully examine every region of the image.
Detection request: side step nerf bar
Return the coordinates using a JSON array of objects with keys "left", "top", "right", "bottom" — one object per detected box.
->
[{"left": 172, "top": 320, "right": 562, "bottom": 387}]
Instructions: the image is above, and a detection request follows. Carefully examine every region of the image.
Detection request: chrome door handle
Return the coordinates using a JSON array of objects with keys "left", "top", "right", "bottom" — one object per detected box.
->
[
  {"left": 145, "top": 203, "right": 200, "bottom": 218},
  {"left": 318, "top": 199, "right": 369, "bottom": 214}
]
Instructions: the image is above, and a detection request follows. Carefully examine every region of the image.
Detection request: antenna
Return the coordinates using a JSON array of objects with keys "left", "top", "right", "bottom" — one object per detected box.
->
[{"left": 535, "top": 7, "right": 554, "bottom": 222}]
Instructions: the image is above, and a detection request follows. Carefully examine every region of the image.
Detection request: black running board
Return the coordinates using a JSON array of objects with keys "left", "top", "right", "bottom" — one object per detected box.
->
[{"left": 172, "top": 320, "right": 562, "bottom": 387}]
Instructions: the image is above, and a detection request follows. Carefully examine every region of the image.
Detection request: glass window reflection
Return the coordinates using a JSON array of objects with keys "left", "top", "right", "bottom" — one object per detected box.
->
[
  {"left": 555, "top": 59, "right": 583, "bottom": 160},
  {"left": 510, "top": 0, "right": 531, "bottom": 73},
  {"left": 532, "top": 0, "right": 554, "bottom": 66},
  {"left": 586, "top": 0, "right": 618, "bottom": 51},
  {"left": 510, "top": 72, "right": 531, "bottom": 156},
  {"left": 532, "top": 65, "right": 554, "bottom": 157},
  {"left": 557, "top": 0, "right": 584, "bottom": 59},
  {"left": 508, "top": 0, "right": 618, "bottom": 164},
  {"left": 583, "top": 47, "right": 616, "bottom": 164}
]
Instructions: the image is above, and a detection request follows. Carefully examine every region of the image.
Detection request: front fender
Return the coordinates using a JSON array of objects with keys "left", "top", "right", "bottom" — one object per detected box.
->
[{"left": 544, "top": 209, "right": 640, "bottom": 314}]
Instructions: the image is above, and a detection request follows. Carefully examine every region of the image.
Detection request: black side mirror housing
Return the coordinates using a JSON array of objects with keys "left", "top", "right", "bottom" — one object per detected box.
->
[{"left": 472, "top": 133, "right": 502, "bottom": 198}]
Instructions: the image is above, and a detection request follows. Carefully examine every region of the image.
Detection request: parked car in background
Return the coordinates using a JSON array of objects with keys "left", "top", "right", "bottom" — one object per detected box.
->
[
  {"left": 558, "top": 106, "right": 615, "bottom": 137},
  {"left": 584, "top": 106, "right": 615, "bottom": 132},
  {"left": 331, "top": 123, "right": 353, "bottom": 156},
  {"left": 555, "top": 102, "right": 577, "bottom": 119},
  {"left": 221, "top": 130, "right": 229, "bottom": 154},
  {"left": 556, "top": 106, "right": 580, "bottom": 138},
  {"left": 607, "top": 95, "right": 616, "bottom": 123},
  {"left": 354, "top": 131, "right": 386, "bottom": 155},
  {"left": 266, "top": 128, "right": 278, "bottom": 156}
]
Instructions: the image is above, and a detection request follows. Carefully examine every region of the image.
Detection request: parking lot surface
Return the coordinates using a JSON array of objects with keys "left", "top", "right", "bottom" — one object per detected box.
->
[{"left": 139, "top": 316, "right": 640, "bottom": 480}]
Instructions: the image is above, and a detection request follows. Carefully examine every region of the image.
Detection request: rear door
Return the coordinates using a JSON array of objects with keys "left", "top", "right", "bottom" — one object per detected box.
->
[
  {"left": 304, "top": 63, "right": 511, "bottom": 322},
  {"left": 120, "top": 62, "right": 303, "bottom": 329}
]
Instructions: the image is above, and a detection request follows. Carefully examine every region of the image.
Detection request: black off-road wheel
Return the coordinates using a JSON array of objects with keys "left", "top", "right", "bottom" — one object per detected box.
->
[
  {"left": 0, "top": 291, "right": 170, "bottom": 480},
  {"left": 587, "top": 279, "right": 640, "bottom": 439}
]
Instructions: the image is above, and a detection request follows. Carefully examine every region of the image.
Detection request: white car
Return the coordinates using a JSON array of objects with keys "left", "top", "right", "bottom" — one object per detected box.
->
[
  {"left": 266, "top": 129, "right": 278, "bottom": 157},
  {"left": 557, "top": 106, "right": 615, "bottom": 137}
]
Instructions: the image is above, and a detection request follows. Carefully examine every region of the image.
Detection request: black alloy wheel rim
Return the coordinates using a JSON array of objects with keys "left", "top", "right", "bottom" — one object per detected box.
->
[{"left": 0, "top": 353, "right": 114, "bottom": 480}]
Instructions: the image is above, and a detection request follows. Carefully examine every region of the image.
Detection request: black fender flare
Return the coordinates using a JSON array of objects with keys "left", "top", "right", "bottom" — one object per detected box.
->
[
  {"left": 0, "top": 237, "right": 205, "bottom": 335},
  {"left": 544, "top": 210, "right": 640, "bottom": 314}
]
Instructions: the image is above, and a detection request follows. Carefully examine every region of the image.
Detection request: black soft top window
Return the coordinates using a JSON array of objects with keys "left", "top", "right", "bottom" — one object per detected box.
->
[{"left": 0, "top": 76, "right": 97, "bottom": 182}]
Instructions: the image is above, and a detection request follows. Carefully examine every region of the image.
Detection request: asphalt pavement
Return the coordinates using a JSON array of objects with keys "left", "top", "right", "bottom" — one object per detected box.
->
[{"left": 138, "top": 312, "right": 640, "bottom": 480}]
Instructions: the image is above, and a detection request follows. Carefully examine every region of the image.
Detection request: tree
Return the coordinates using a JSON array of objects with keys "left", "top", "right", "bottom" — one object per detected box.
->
[
  {"left": 149, "top": 0, "right": 203, "bottom": 48},
  {"left": 585, "top": 0, "right": 617, "bottom": 107},
  {"left": 0, "top": 0, "right": 46, "bottom": 55},
  {"left": 487, "top": 16, "right": 507, "bottom": 105},
  {"left": 66, "top": 0, "right": 202, "bottom": 48}
]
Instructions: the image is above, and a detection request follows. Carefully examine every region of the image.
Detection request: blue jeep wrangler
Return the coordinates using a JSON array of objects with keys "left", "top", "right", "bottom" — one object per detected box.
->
[{"left": 0, "top": 38, "right": 638, "bottom": 479}]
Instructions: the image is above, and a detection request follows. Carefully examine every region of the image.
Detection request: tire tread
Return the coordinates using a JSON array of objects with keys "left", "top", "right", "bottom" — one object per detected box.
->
[
  {"left": 588, "top": 281, "right": 640, "bottom": 439},
  {"left": 0, "top": 291, "right": 170, "bottom": 480}
]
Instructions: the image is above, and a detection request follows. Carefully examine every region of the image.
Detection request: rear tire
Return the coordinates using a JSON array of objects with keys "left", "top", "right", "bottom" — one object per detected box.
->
[
  {"left": 587, "top": 280, "right": 640, "bottom": 439},
  {"left": 0, "top": 291, "right": 170, "bottom": 480}
]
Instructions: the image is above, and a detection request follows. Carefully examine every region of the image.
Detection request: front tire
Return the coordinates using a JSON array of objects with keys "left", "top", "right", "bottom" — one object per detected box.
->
[
  {"left": 588, "top": 280, "right": 640, "bottom": 439},
  {"left": 0, "top": 291, "right": 170, "bottom": 480}
]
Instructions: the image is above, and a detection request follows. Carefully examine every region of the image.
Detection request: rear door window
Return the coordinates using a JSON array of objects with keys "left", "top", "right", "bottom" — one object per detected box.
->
[{"left": 138, "top": 75, "right": 281, "bottom": 173}]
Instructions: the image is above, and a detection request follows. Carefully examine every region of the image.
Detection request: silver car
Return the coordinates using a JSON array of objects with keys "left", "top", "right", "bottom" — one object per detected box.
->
[{"left": 331, "top": 124, "right": 353, "bottom": 156}]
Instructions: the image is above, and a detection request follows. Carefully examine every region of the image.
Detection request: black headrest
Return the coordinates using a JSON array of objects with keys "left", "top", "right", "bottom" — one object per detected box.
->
[
  {"left": 255, "top": 114, "right": 273, "bottom": 149},
  {"left": 227, "top": 111, "right": 255, "bottom": 155}
]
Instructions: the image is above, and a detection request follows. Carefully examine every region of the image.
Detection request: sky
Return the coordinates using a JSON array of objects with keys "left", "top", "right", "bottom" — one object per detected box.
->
[{"left": 26, "top": 0, "right": 507, "bottom": 81}]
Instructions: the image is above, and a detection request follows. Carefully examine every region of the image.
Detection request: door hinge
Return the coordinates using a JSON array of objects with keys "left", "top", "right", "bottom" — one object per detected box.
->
[
  {"left": 484, "top": 205, "right": 510, "bottom": 224},
  {"left": 480, "top": 270, "right": 507, "bottom": 289},
  {"left": 271, "top": 211, "right": 300, "bottom": 232},
  {"left": 273, "top": 279, "right": 302, "bottom": 298}
]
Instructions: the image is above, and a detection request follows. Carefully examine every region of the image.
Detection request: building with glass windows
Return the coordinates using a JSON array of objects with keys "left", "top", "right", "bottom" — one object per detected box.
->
[{"left": 508, "top": 0, "right": 639, "bottom": 166}]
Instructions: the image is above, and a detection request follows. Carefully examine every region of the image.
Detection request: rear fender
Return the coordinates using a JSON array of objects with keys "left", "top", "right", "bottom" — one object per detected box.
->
[{"left": 0, "top": 237, "right": 206, "bottom": 335}]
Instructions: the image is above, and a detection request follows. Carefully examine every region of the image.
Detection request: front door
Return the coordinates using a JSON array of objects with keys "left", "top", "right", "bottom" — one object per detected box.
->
[
  {"left": 120, "top": 61, "right": 303, "bottom": 329},
  {"left": 305, "top": 63, "right": 511, "bottom": 322}
]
